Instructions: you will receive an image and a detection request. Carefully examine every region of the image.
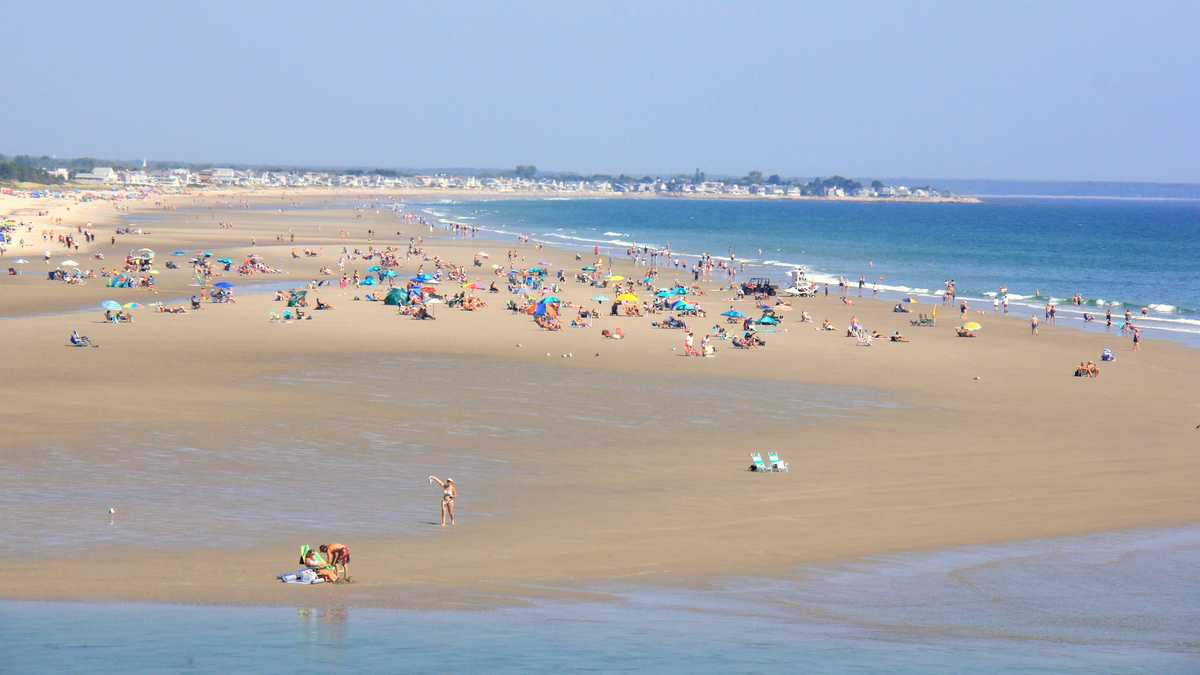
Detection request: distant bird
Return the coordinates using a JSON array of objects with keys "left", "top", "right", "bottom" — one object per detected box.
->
[{"left": 108, "top": 506, "right": 116, "bottom": 515}]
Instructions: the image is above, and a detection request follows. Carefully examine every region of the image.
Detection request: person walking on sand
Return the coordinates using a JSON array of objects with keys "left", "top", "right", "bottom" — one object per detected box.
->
[
  {"left": 429, "top": 476, "right": 456, "bottom": 526},
  {"left": 1030, "top": 314, "right": 1039, "bottom": 335}
]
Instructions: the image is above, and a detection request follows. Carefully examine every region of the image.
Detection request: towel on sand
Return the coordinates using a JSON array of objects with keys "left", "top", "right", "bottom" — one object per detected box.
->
[{"left": 278, "top": 569, "right": 325, "bottom": 584}]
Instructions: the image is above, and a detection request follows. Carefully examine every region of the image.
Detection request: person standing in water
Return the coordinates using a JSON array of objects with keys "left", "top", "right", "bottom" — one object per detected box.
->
[{"left": 429, "top": 476, "right": 456, "bottom": 526}]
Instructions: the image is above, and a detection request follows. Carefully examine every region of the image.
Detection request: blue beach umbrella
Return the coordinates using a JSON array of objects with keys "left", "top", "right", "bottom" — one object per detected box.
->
[
  {"left": 361, "top": 277, "right": 376, "bottom": 286},
  {"left": 721, "top": 310, "right": 745, "bottom": 318},
  {"left": 172, "top": 250, "right": 186, "bottom": 256},
  {"left": 383, "top": 270, "right": 397, "bottom": 278},
  {"left": 217, "top": 258, "right": 233, "bottom": 265},
  {"left": 100, "top": 300, "right": 122, "bottom": 311},
  {"left": 213, "top": 281, "right": 234, "bottom": 289},
  {"left": 581, "top": 265, "right": 597, "bottom": 272},
  {"left": 367, "top": 265, "right": 382, "bottom": 273},
  {"left": 656, "top": 290, "right": 673, "bottom": 298}
]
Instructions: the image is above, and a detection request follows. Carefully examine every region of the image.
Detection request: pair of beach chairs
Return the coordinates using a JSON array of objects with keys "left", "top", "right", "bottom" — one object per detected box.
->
[
  {"left": 910, "top": 313, "right": 937, "bottom": 327},
  {"left": 749, "top": 451, "right": 789, "bottom": 472}
]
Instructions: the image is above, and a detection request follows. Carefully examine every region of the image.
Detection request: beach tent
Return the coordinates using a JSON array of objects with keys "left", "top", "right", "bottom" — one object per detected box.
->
[{"left": 384, "top": 288, "right": 406, "bottom": 306}]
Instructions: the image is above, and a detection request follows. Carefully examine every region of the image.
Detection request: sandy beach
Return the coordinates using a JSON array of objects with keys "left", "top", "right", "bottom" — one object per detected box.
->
[{"left": 2, "top": 189, "right": 1198, "bottom": 610}]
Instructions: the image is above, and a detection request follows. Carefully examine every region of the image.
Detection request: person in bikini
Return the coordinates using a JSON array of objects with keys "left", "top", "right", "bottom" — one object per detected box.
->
[{"left": 429, "top": 476, "right": 456, "bottom": 526}]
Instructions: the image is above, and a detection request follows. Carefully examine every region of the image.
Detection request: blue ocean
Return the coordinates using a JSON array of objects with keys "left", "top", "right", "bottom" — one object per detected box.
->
[
  {"left": 419, "top": 196, "right": 1200, "bottom": 343},
  {"left": 6, "top": 527, "right": 1198, "bottom": 673}
]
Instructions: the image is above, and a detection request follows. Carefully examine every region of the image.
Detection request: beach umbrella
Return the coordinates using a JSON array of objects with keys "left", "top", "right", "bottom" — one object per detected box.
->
[
  {"left": 203, "top": 251, "right": 213, "bottom": 257},
  {"left": 217, "top": 257, "right": 233, "bottom": 265},
  {"left": 213, "top": 281, "right": 234, "bottom": 289},
  {"left": 100, "top": 300, "right": 122, "bottom": 311},
  {"left": 14, "top": 258, "right": 28, "bottom": 264},
  {"left": 756, "top": 316, "right": 780, "bottom": 325},
  {"left": 123, "top": 302, "right": 142, "bottom": 310},
  {"left": 581, "top": 265, "right": 597, "bottom": 272},
  {"left": 542, "top": 296, "right": 561, "bottom": 304},
  {"left": 656, "top": 290, "right": 673, "bottom": 298},
  {"left": 721, "top": 310, "right": 745, "bottom": 318},
  {"left": 963, "top": 321, "right": 982, "bottom": 331},
  {"left": 136, "top": 248, "right": 155, "bottom": 259},
  {"left": 383, "top": 270, "right": 398, "bottom": 278},
  {"left": 491, "top": 264, "right": 502, "bottom": 270},
  {"left": 606, "top": 275, "right": 624, "bottom": 282},
  {"left": 616, "top": 293, "right": 639, "bottom": 303},
  {"left": 425, "top": 297, "right": 443, "bottom": 305},
  {"left": 675, "top": 302, "right": 694, "bottom": 312},
  {"left": 528, "top": 267, "right": 545, "bottom": 275},
  {"left": 172, "top": 250, "right": 186, "bottom": 256},
  {"left": 60, "top": 260, "right": 79, "bottom": 267},
  {"left": 592, "top": 295, "right": 610, "bottom": 303},
  {"left": 463, "top": 282, "right": 485, "bottom": 291},
  {"left": 367, "top": 265, "right": 382, "bottom": 272},
  {"left": 361, "top": 277, "right": 376, "bottom": 286},
  {"left": 421, "top": 286, "right": 438, "bottom": 294}
]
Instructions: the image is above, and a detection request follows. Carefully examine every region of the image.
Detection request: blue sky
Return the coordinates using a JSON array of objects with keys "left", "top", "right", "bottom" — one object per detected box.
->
[{"left": 3, "top": 1, "right": 1197, "bottom": 181}]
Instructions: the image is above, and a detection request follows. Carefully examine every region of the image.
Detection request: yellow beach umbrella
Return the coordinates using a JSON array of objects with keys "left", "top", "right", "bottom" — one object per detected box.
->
[
  {"left": 606, "top": 275, "right": 624, "bottom": 282},
  {"left": 963, "top": 321, "right": 982, "bottom": 331},
  {"left": 123, "top": 302, "right": 142, "bottom": 310},
  {"left": 148, "top": 269, "right": 160, "bottom": 275},
  {"left": 616, "top": 293, "right": 639, "bottom": 303}
]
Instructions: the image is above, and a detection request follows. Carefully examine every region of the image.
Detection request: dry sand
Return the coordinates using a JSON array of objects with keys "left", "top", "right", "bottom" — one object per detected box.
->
[{"left": 2, "top": 190, "right": 1198, "bottom": 609}]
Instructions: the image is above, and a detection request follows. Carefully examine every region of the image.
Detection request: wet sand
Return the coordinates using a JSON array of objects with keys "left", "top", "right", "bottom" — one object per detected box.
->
[{"left": 2, "top": 190, "right": 1198, "bottom": 609}]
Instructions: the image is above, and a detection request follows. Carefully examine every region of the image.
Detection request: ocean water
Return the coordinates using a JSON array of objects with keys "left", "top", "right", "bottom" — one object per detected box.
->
[
  {"left": 5, "top": 527, "right": 1197, "bottom": 674},
  {"left": 421, "top": 197, "right": 1200, "bottom": 343}
]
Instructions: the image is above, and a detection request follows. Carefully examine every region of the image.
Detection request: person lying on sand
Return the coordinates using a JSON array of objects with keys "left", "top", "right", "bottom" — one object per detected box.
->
[
  {"left": 956, "top": 327, "right": 977, "bottom": 338},
  {"left": 890, "top": 330, "right": 910, "bottom": 343},
  {"left": 315, "top": 298, "right": 333, "bottom": 310},
  {"left": 301, "top": 545, "right": 338, "bottom": 582}
]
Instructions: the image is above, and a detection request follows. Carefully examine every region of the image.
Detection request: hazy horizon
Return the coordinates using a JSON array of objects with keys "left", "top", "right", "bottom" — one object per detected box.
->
[{"left": 3, "top": 1, "right": 1198, "bottom": 183}]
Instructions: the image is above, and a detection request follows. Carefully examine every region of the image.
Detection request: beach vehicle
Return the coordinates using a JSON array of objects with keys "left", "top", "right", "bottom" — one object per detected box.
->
[
  {"left": 910, "top": 313, "right": 937, "bottom": 327},
  {"left": 741, "top": 277, "right": 777, "bottom": 296}
]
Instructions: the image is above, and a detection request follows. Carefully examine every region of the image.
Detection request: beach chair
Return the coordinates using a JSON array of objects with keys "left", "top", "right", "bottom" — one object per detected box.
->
[
  {"left": 749, "top": 452, "right": 772, "bottom": 473},
  {"left": 767, "top": 451, "right": 789, "bottom": 472},
  {"left": 855, "top": 330, "right": 873, "bottom": 347}
]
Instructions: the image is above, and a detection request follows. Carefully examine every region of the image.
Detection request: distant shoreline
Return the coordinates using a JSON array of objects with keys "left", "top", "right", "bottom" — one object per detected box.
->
[{"left": 2, "top": 182, "right": 981, "bottom": 204}]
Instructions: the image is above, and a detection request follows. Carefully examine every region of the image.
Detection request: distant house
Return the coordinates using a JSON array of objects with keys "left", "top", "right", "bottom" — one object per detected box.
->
[{"left": 74, "top": 167, "right": 118, "bottom": 184}]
